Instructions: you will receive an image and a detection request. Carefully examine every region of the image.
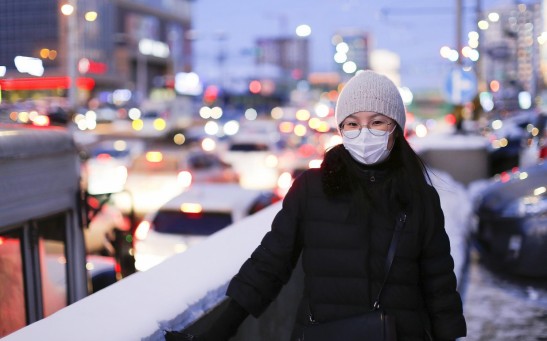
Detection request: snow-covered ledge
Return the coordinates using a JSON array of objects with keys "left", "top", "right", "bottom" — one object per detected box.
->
[
  {"left": 3, "top": 203, "right": 281, "bottom": 341},
  {"left": 3, "top": 171, "right": 471, "bottom": 341}
]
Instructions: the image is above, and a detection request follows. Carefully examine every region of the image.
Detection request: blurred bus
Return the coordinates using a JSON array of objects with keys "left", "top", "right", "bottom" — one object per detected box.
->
[{"left": 0, "top": 126, "right": 111, "bottom": 337}]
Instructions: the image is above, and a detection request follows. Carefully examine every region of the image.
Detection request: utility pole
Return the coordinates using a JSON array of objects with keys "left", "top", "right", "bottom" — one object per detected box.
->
[
  {"left": 476, "top": 0, "right": 483, "bottom": 89},
  {"left": 454, "top": 0, "right": 465, "bottom": 132},
  {"left": 65, "top": 0, "right": 79, "bottom": 111}
]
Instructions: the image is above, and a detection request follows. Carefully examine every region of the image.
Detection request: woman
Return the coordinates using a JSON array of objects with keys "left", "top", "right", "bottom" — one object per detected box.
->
[{"left": 167, "top": 70, "right": 467, "bottom": 341}]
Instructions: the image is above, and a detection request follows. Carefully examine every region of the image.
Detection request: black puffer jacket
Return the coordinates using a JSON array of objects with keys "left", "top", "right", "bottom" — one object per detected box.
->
[{"left": 227, "top": 147, "right": 466, "bottom": 341}]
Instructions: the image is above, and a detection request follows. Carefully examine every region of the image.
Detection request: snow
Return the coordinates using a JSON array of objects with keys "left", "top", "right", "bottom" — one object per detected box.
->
[{"left": 3, "top": 134, "right": 475, "bottom": 341}]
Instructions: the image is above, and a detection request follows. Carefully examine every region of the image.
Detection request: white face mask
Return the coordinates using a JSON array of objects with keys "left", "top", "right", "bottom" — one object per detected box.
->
[{"left": 342, "top": 128, "right": 392, "bottom": 165}]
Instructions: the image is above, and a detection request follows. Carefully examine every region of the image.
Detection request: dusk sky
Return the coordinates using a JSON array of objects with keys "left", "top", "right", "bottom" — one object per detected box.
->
[{"left": 191, "top": 0, "right": 514, "bottom": 93}]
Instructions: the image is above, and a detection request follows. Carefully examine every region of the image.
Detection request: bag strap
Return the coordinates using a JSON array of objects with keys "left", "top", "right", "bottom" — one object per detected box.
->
[{"left": 372, "top": 211, "right": 407, "bottom": 310}]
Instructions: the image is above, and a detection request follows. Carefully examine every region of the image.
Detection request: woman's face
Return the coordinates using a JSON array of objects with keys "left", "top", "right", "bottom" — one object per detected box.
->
[{"left": 340, "top": 111, "right": 397, "bottom": 150}]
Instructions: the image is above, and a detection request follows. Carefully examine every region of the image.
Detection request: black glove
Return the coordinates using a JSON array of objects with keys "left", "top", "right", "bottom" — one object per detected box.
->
[
  {"left": 164, "top": 330, "right": 196, "bottom": 340},
  {"left": 164, "top": 299, "right": 249, "bottom": 341}
]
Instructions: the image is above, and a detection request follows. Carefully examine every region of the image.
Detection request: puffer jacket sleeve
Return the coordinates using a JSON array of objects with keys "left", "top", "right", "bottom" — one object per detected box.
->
[
  {"left": 420, "top": 186, "right": 467, "bottom": 340},
  {"left": 226, "top": 171, "right": 306, "bottom": 317}
]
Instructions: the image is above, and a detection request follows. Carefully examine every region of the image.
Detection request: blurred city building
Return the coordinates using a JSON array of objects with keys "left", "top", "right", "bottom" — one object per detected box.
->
[
  {"left": 331, "top": 29, "right": 370, "bottom": 80},
  {"left": 255, "top": 36, "right": 310, "bottom": 81},
  {"left": 0, "top": 0, "right": 193, "bottom": 108},
  {"left": 480, "top": 2, "right": 544, "bottom": 112}
]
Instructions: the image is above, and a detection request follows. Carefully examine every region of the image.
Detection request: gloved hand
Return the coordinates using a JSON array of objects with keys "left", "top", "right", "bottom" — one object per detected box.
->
[
  {"left": 164, "top": 299, "right": 249, "bottom": 341},
  {"left": 164, "top": 330, "right": 196, "bottom": 340},
  {"left": 163, "top": 328, "right": 232, "bottom": 341}
]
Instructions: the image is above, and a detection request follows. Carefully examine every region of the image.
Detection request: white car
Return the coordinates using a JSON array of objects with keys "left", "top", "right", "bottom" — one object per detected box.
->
[
  {"left": 113, "top": 149, "right": 238, "bottom": 218},
  {"left": 83, "top": 138, "right": 144, "bottom": 195},
  {"left": 220, "top": 136, "right": 281, "bottom": 190},
  {"left": 133, "top": 183, "right": 280, "bottom": 271},
  {"left": 113, "top": 150, "right": 186, "bottom": 218}
]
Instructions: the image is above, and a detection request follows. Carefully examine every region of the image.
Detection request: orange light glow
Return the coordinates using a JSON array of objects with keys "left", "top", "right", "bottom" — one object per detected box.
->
[
  {"left": 489, "top": 80, "right": 500, "bottom": 92},
  {"left": 180, "top": 203, "right": 202, "bottom": 213},
  {"left": 145, "top": 151, "right": 163, "bottom": 163},
  {"left": 328, "top": 90, "right": 339, "bottom": 101},
  {"left": 308, "top": 117, "right": 321, "bottom": 129},
  {"left": 295, "top": 109, "right": 310, "bottom": 121},
  {"left": 316, "top": 121, "right": 330, "bottom": 133},
  {"left": 294, "top": 124, "right": 307, "bottom": 136},
  {"left": 279, "top": 121, "right": 294, "bottom": 133}
]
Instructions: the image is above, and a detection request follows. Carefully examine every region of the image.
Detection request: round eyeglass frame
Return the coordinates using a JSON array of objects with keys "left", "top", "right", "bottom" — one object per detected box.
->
[{"left": 340, "top": 120, "right": 394, "bottom": 139}]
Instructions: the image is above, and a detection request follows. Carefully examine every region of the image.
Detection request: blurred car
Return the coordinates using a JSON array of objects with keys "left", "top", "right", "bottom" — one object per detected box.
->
[
  {"left": 482, "top": 110, "right": 539, "bottom": 175},
  {"left": 113, "top": 150, "right": 186, "bottom": 218},
  {"left": 177, "top": 148, "right": 239, "bottom": 187},
  {"left": 471, "top": 161, "right": 547, "bottom": 278},
  {"left": 132, "top": 183, "right": 281, "bottom": 271},
  {"left": 519, "top": 112, "right": 547, "bottom": 168},
  {"left": 221, "top": 135, "right": 281, "bottom": 190},
  {"left": 83, "top": 138, "right": 144, "bottom": 195},
  {"left": 131, "top": 110, "right": 170, "bottom": 139},
  {"left": 113, "top": 148, "right": 238, "bottom": 218}
]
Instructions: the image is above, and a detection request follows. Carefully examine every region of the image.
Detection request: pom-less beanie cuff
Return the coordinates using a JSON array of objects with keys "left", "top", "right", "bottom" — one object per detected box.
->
[{"left": 335, "top": 70, "right": 406, "bottom": 130}]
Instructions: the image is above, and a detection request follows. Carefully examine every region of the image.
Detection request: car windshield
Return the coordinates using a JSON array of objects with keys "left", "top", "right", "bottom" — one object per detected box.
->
[
  {"left": 152, "top": 210, "right": 233, "bottom": 235},
  {"left": 187, "top": 154, "right": 219, "bottom": 170},
  {"left": 90, "top": 148, "right": 130, "bottom": 159},
  {"left": 229, "top": 143, "right": 269, "bottom": 152}
]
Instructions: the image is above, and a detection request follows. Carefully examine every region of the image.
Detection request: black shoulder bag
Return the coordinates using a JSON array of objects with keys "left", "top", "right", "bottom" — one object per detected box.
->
[{"left": 303, "top": 212, "right": 406, "bottom": 341}]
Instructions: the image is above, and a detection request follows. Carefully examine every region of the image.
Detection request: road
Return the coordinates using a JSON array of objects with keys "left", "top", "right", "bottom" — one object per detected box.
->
[{"left": 461, "top": 248, "right": 547, "bottom": 340}]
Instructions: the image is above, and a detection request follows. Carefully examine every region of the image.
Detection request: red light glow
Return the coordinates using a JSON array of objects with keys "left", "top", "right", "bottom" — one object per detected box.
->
[
  {"left": 249, "top": 80, "right": 261, "bottom": 94},
  {"left": 0, "top": 77, "right": 95, "bottom": 91},
  {"left": 445, "top": 113, "right": 457, "bottom": 125}
]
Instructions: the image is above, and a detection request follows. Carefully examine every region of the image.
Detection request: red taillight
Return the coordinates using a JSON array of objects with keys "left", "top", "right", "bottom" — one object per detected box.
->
[
  {"left": 135, "top": 220, "right": 151, "bottom": 240},
  {"left": 96, "top": 153, "right": 112, "bottom": 160}
]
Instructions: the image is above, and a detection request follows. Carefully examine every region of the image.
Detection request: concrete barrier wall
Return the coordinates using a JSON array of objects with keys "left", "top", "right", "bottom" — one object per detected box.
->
[
  {"left": 410, "top": 134, "right": 490, "bottom": 186},
  {"left": 420, "top": 147, "right": 489, "bottom": 185}
]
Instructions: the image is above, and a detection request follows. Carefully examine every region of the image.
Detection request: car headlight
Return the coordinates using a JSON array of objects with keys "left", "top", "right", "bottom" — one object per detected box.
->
[
  {"left": 501, "top": 195, "right": 547, "bottom": 217},
  {"left": 264, "top": 154, "right": 278, "bottom": 168}
]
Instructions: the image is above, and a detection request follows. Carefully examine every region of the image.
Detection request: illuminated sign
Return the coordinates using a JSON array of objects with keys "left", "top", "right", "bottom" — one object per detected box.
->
[{"left": 0, "top": 77, "right": 95, "bottom": 91}]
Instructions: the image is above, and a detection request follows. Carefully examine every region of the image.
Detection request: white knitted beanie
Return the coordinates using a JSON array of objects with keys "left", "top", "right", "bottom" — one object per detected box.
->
[{"left": 335, "top": 70, "right": 406, "bottom": 130}]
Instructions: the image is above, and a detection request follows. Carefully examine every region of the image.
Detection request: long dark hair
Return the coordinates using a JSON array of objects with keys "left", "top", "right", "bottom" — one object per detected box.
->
[{"left": 321, "top": 125, "right": 432, "bottom": 212}]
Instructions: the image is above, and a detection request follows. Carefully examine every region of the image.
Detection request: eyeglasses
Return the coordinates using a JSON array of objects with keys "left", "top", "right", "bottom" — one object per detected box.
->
[{"left": 340, "top": 119, "right": 394, "bottom": 138}]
